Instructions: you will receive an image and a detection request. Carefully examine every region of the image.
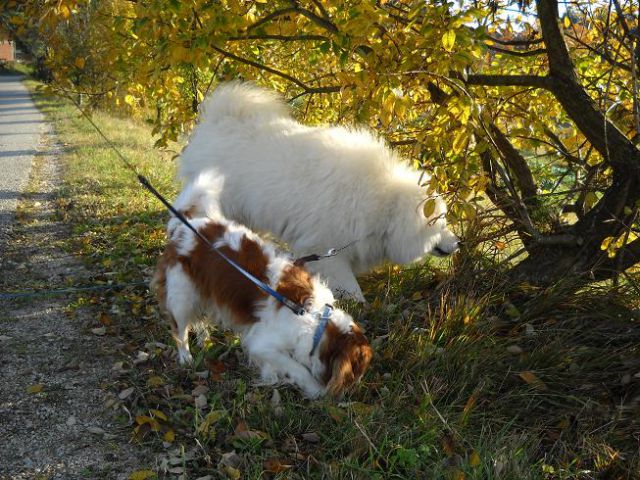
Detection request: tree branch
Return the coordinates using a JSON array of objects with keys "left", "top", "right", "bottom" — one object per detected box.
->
[
  {"left": 211, "top": 45, "right": 339, "bottom": 97},
  {"left": 466, "top": 74, "right": 552, "bottom": 89},
  {"left": 486, "top": 44, "right": 547, "bottom": 57},
  {"left": 486, "top": 35, "right": 544, "bottom": 47},
  {"left": 227, "top": 34, "right": 328, "bottom": 42}
]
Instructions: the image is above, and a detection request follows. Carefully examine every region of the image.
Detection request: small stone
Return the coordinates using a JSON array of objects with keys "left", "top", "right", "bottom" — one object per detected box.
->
[
  {"left": 525, "top": 323, "right": 535, "bottom": 336},
  {"left": 118, "top": 387, "right": 134, "bottom": 400},
  {"left": 621, "top": 374, "right": 632, "bottom": 385},
  {"left": 87, "top": 426, "right": 106, "bottom": 435},
  {"left": 220, "top": 451, "right": 242, "bottom": 468},
  {"left": 507, "top": 345, "right": 523, "bottom": 355},
  {"left": 194, "top": 370, "right": 209, "bottom": 379},
  {"left": 133, "top": 351, "right": 150, "bottom": 365},
  {"left": 66, "top": 416, "right": 77, "bottom": 426},
  {"left": 91, "top": 327, "right": 106, "bottom": 336}
]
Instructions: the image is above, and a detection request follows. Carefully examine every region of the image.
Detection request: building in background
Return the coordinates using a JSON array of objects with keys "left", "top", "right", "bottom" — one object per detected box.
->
[{"left": 0, "top": 28, "right": 16, "bottom": 62}]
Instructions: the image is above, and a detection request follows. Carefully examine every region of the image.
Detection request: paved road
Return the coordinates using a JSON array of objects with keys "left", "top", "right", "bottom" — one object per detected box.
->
[{"left": 0, "top": 75, "right": 46, "bottom": 241}]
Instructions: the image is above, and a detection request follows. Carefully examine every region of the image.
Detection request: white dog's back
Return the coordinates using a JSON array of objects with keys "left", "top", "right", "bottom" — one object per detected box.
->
[{"left": 178, "top": 82, "right": 458, "bottom": 300}]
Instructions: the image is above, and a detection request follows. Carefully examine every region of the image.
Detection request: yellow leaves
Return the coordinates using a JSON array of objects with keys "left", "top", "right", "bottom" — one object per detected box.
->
[
  {"left": 124, "top": 95, "right": 136, "bottom": 107},
  {"left": 170, "top": 45, "right": 190, "bottom": 63},
  {"left": 163, "top": 429, "right": 175, "bottom": 443},
  {"left": 58, "top": 3, "right": 73, "bottom": 19},
  {"left": 442, "top": 30, "right": 456, "bottom": 52},
  {"left": 469, "top": 450, "right": 481, "bottom": 467},
  {"left": 452, "top": 130, "right": 468, "bottom": 155},
  {"left": 146, "top": 375, "right": 164, "bottom": 387},
  {"left": 128, "top": 470, "right": 156, "bottom": 480},
  {"left": 601, "top": 232, "right": 638, "bottom": 258},
  {"left": 423, "top": 198, "right": 437, "bottom": 218},
  {"left": 26, "top": 383, "right": 44, "bottom": 394}
]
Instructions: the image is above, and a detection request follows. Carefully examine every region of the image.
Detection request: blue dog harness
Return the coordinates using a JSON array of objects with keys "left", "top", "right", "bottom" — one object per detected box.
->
[{"left": 309, "top": 304, "right": 334, "bottom": 356}]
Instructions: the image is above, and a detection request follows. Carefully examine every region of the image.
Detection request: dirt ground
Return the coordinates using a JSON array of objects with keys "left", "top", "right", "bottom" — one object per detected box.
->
[{"left": 0, "top": 131, "right": 153, "bottom": 479}]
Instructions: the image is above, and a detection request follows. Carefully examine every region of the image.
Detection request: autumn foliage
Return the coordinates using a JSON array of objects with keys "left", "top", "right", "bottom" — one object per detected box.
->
[{"left": 2, "top": 0, "right": 639, "bottom": 285}]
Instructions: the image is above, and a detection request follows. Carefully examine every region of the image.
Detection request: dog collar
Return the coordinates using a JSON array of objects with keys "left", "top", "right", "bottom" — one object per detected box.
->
[{"left": 309, "top": 304, "right": 333, "bottom": 356}]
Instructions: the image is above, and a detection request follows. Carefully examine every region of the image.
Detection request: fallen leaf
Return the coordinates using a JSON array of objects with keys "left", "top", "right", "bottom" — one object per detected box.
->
[
  {"left": 264, "top": 458, "right": 293, "bottom": 473},
  {"left": 91, "top": 327, "right": 106, "bottom": 336},
  {"left": 518, "top": 371, "right": 547, "bottom": 390},
  {"left": 327, "top": 405, "right": 346, "bottom": 422},
  {"left": 147, "top": 376, "right": 165, "bottom": 387},
  {"left": 128, "top": 470, "right": 156, "bottom": 480},
  {"left": 149, "top": 409, "right": 168, "bottom": 421},
  {"left": 469, "top": 450, "right": 481, "bottom": 467},
  {"left": 99, "top": 312, "right": 112, "bottom": 326},
  {"left": 197, "top": 409, "right": 227, "bottom": 439},
  {"left": 222, "top": 465, "right": 241, "bottom": 480},
  {"left": 411, "top": 291, "right": 423, "bottom": 301},
  {"left": 191, "top": 385, "right": 209, "bottom": 397},
  {"left": 26, "top": 383, "right": 44, "bottom": 394},
  {"left": 136, "top": 416, "right": 161, "bottom": 431},
  {"left": 302, "top": 432, "right": 320, "bottom": 443},
  {"left": 163, "top": 429, "right": 175, "bottom": 443}
]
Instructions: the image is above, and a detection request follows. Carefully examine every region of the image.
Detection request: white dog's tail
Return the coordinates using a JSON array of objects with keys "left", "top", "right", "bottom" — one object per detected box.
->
[
  {"left": 198, "top": 81, "right": 290, "bottom": 125},
  {"left": 172, "top": 171, "right": 223, "bottom": 221}
]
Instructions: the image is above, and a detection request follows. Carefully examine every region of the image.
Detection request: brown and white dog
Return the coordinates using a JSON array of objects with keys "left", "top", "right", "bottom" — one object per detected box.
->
[{"left": 152, "top": 174, "right": 372, "bottom": 398}]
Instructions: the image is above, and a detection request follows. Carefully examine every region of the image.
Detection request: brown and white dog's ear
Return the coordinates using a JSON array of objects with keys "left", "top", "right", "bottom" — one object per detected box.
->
[
  {"left": 321, "top": 323, "right": 373, "bottom": 398},
  {"left": 303, "top": 297, "right": 315, "bottom": 312}
]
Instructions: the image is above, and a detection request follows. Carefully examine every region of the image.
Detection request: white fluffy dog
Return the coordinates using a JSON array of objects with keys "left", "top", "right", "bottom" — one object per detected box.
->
[{"left": 179, "top": 82, "right": 459, "bottom": 301}]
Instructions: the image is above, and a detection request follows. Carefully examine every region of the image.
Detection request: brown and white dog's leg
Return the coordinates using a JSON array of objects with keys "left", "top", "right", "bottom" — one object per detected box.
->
[{"left": 165, "top": 264, "right": 199, "bottom": 364}]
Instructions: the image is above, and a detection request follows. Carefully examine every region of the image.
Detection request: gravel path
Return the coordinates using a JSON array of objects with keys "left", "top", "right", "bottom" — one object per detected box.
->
[
  {"left": 0, "top": 75, "right": 45, "bottom": 243},
  {"left": 0, "top": 80, "right": 152, "bottom": 479}
]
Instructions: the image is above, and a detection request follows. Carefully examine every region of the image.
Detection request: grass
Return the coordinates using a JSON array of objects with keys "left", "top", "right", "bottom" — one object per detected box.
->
[{"left": 23, "top": 79, "right": 640, "bottom": 479}]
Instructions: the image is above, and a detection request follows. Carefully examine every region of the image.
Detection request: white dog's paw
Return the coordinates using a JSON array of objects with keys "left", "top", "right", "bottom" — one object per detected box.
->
[
  {"left": 302, "top": 381, "right": 326, "bottom": 400},
  {"left": 176, "top": 348, "right": 193, "bottom": 365}
]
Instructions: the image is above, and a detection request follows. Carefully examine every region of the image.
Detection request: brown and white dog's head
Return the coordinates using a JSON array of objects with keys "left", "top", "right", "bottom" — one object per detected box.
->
[{"left": 313, "top": 309, "right": 373, "bottom": 397}]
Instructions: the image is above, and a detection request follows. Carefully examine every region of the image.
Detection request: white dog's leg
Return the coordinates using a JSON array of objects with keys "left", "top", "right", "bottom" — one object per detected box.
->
[
  {"left": 246, "top": 345, "right": 325, "bottom": 399},
  {"left": 306, "top": 256, "right": 365, "bottom": 302}
]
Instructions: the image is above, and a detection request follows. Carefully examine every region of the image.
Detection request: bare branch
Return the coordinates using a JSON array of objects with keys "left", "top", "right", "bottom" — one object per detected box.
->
[
  {"left": 486, "top": 35, "right": 544, "bottom": 47},
  {"left": 486, "top": 44, "right": 547, "bottom": 57},
  {"left": 227, "top": 34, "right": 328, "bottom": 42}
]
